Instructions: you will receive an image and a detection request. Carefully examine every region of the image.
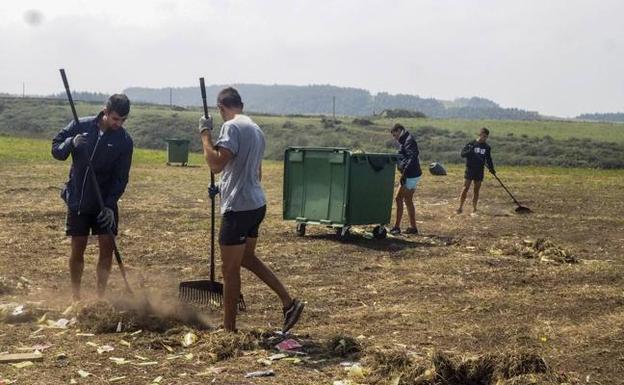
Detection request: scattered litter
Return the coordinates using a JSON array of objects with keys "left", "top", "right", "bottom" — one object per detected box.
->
[
  {"left": 347, "top": 363, "right": 364, "bottom": 380},
  {"left": 276, "top": 338, "right": 302, "bottom": 351},
  {"left": 0, "top": 352, "right": 43, "bottom": 363},
  {"left": 257, "top": 358, "right": 272, "bottom": 366},
  {"left": 86, "top": 342, "right": 98, "bottom": 348},
  {"left": 130, "top": 329, "right": 143, "bottom": 336},
  {"left": 152, "top": 376, "right": 163, "bottom": 383},
  {"left": 75, "top": 333, "right": 95, "bottom": 337},
  {"left": 116, "top": 321, "right": 122, "bottom": 333},
  {"left": 269, "top": 353, "right": 288, "bottom": 361},
  {"left": 108, "top": 376, "right": 126, "bottom": 383},
  {"left": 47, "top": 318, "right": 72, "bottom": 329},
  {"left": 284, "top": 357, "right": 302, "bottom": 364},
  {"left": 134, "top": 355, "right": 148, "bottom": 361},
  {"left": 97, "top": 345, "right": 115, "bottom": 354},
  {"left": 166, "top": 354, "right": 184, "bottom": 360},
  {"left": 184, "top": 353, "right": 194, "bottom": 360},
  {"left": 161, "top": 343, "right": 174, "bottom": 352},
  {"left": 62, "top": 305, "right": 74, "bottom": 316},
  {"left": 109, "top": 357, "right": 131, "bottom": 365},
  {"left": 77, "top": 370, "right": 91, "bottom": 378},
  {"left": 134, "top": 361, "right": 159, "bottom": 366},
  {"left": 182, "top": 332, "right": 197, "bottom": 347},
  {"left": 245, "top": 369, "right": 275, "bottom": 378},
  {"left": 70, "top": 379, "right": 77, "bottom": 385},
  {"left": 119, "top": 340, "right": 131, "bottom": 347},
  {"left": 56, "top": 353, "right": 68, "bottom": 360},
  {"left": 10, "top": 361, "right": 34, "bottom": 369}
]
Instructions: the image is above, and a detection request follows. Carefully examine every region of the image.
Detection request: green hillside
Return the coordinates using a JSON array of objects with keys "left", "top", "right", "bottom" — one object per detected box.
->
[{"left": 1, "top": 96, "right": 623, "bottom": 168}]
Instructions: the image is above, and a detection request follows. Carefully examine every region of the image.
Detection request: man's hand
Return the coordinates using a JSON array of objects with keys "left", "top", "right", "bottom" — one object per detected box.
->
[
  {"left": 199, "top": 115, "right": 213, "bottom": 134},
  {"left": 97, "top": 207, "right": 115, "bottom": 230},
  {"left": 72, "top": 133, "right": 88, "bottom": 148},
  {"left": 208, "top": 185, "right": 220, "bottom": 199}
]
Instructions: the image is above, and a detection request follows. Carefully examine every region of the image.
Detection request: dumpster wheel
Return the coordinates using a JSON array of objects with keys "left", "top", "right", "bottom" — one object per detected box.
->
[
  {"left": 372, "top": 225, "right": 387, "bottom": 240},
  {"left": 336, "top": 226, "right": 351, "bottom": 242},
  {"left": 296, "top": 223, "right": 306, "bottom": 237}
]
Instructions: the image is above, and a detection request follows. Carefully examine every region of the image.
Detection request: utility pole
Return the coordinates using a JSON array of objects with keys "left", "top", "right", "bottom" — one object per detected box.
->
[
  {"left": 332, "top": 96, "right": 336, "bottom": 123},
  {"left": 169, "top": 87, "right": 173, "bottom": 108}
]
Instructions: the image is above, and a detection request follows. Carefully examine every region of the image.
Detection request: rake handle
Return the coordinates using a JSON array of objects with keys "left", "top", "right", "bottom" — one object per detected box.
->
[
  {"left": 60, "top": 68, "right": 133, "bottom": 294},
  {"left": 492, "top": 173, "right": 522, "bottom": 207},
  {"left": 199, "top": 78, "right": 216, "bottom": 283}
]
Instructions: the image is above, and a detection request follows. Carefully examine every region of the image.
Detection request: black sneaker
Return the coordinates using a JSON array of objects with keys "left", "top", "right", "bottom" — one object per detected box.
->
[
  {"left": 389, "top": 227, "right": 401, "bottom": 235},
  {"left": 404, "top": 227, "right": 418, "bottom": 235},
  {"left": 282, "top": 299, "right": 304, "bottom": 333}
]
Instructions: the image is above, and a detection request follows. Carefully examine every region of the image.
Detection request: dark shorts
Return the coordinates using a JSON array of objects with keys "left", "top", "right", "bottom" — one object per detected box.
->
[
  {"left": 464, "top": 168, "right": 485, "bottom": 182},
  {"left": 65, "top": 209, "right": 118, "bottom": 236},
  {"left": 219, "top": 205, "right": 266, "bottom": 246}
]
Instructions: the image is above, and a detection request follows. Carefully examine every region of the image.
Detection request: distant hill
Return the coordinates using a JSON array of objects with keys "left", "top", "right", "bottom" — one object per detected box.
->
[
  {"left": 576, "top": 112, "right": 624, "bottom": 123},
  {"left": 121, "top": 84, "right": 541, "bottom": 120}
]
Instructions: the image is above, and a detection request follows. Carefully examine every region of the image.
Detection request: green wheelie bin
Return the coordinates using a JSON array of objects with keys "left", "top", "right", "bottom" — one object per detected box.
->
[
  {"left": 165, "top": 139, "right": 190, "bottom": 166},
  {"left": 283, "top": 147, "right": 399, "bottom": 240}
]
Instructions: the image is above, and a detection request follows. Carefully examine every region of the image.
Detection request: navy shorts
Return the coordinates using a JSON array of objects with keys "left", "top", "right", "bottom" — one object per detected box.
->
[
  {"left": 219, "top": 205, "right": 266, "bottom": 246},
  {"left": 464, "top": 168, "right": 485, "bottom": 182},
  {"left": 65, "top": 209, "right": 118, "bottom": 236}
]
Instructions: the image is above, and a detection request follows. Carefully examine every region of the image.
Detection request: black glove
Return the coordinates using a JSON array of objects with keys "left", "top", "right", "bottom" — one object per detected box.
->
[
  {"left": 97, "top": 207, "right": 115, "bottom": 230},
  {"left": 208, "top": 185, "right": 220, "bottom": 199},
  {"left": 72, "top": 133, "right": 88, "bottom": 148}
]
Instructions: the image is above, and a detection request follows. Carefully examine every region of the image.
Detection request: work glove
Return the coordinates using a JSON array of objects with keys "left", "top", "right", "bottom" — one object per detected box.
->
[
  {"left": 72, "top": 133, "right": 88, "bottom": 148},
  {"left": 97, "top": 207, "right": 116, "bottom": 231},
  {"left": 208, "top": 185, "right": 220, "bottom": 199},
  {"left": 198, "top": 115, "right": 213, "bottom": 134}
]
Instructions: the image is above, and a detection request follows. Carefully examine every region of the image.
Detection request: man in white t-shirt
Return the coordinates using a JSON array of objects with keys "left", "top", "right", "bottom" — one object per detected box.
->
[{"left": 198, "top": 87, "right": 304, "bottom": 332}]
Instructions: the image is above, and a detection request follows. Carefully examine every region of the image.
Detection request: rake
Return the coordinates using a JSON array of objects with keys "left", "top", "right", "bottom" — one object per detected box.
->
[{"left": 178, "top": 77, "right": 245, "bottom": 311}]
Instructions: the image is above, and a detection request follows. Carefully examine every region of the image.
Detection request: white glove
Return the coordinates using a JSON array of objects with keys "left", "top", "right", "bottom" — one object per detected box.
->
[{"left": 198, "top": 115, "right": 213, "bottom": 134}]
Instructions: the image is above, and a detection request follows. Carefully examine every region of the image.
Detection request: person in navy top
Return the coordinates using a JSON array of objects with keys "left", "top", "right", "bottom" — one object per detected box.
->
[
  {"left": 457, "top": 127, "right": 495, "bottom": 214},
  {"left": 52, "top": 94, "right": 133, "bottom": 301}
]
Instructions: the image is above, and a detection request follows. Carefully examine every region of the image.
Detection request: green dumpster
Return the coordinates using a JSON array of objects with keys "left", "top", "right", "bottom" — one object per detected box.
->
[
  {"left": 165, "top": 139, "right": 190, "bottom": 166},
  {"left": 283, "top": 147, "right": 399, "bottom": 240}
]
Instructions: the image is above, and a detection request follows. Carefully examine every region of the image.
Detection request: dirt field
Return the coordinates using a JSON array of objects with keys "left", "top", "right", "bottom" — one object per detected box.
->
[{"left": 1, "top": 156, "right": 623, "bottom": 384}]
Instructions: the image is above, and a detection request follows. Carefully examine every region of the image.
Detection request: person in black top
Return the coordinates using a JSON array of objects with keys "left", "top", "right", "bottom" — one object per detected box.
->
[
  {"left": 51, "top": 94, "right": 133, "bottom": 301},
  {"left": 457, "top": 127, "right": 495, "bottom": 214},
  {"left": 389, "top": 123, "right": 422, "bottom": 235}
]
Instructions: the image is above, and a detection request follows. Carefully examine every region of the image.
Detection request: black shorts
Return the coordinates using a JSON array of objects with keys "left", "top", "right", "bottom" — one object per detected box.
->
[
  {"left": 464, "top": 168, "right": 484, "bottom": 182},
  {"left": 65, "top": 209, "right": 118, "bottom": 236},
  {"left": 219, "top": 205, "right": 266, "bottom": 246}
]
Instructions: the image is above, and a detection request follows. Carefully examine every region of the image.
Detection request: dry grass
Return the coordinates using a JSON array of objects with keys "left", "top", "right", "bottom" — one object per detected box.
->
[{"left": 1, "top": 157, "right": 624, "bottom": 384}]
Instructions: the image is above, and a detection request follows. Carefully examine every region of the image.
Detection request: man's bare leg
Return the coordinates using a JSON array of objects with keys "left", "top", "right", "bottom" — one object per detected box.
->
[
  {"left": 96, "top": 234, "right": 114, "bottom": 298},
  {"left": 393, "top": 187, "right": 406, "bottom": 228},
  {"left": 472, "top": 181, "right": 482, "bottom": 213},
  {"left": 404, "top": 189, "right": 417, "bottom": 228},
  {"left": 241, "top": 237, "right": 292, "bottom": 308},
  {"left": 457, "top": 179, "right": 472, "bottom": 213},
  {"left": 70, "top": 236, "right": 89, "bottom": 301},
  {"left": 221, "top": 243, "right": 246, "bottom": 332}
]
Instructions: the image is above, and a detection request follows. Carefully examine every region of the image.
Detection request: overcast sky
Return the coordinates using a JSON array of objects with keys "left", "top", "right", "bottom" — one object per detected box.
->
[{"left": 0, "top": 0, "right": 622, "bottom": 117}]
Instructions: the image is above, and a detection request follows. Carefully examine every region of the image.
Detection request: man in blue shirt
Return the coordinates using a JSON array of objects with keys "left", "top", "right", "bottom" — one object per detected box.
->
[{"left": 51, "top": 94, "right": 133, "bottom": 301}]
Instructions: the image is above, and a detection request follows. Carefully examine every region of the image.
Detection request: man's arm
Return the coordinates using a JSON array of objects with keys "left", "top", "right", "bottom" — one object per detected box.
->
[
  {"left": 460, "top": 142, "right": 473, "bottom": 158},
  {"left": 485, "top": 148, "right": 495, "bottom": 174},
  {"left": 201, "top": 132, "right": 232, "bottom": 174},
  {"left": 104, "top": 138, "right": 133, "bottom": 208},
  {"left": 402, "top": 137, "right": 419, "bottom": 172},
  {"left": 51, "top": 120, "right": 79, "bottom": 160}
]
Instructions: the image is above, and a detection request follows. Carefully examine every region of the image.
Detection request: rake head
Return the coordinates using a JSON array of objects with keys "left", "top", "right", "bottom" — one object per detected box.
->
[
  {"left": 178, "top": 279, "right": 246, "bottom": 311},
  {"left": 515, "top": 205, "right": 532, "bottom": 214}
]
